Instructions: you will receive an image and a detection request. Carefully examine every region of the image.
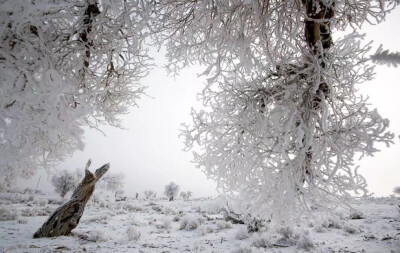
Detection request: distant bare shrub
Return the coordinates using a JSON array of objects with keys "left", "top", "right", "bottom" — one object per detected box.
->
[
  {"left": 0, "top": 207, "right": 17, "bottom": 221},
  {"left": 152, "top": 205, "right": 163, "bottom": 213},
  {"left": 173, "top": 214, "right": 181, "bottom": 222},
  {"left": 144, "top": 190, "right": 156, "bottom": 199},
  {"left": 180, "top": 191, "right": 193, "bottom": 200},
  {"left": 123, "top": 203, "right": 142, "bottom": 212},
  {"left": 20, "top": 206, "right": 52, "bottom": 217},
  {"left": 33, "top": 199, "right": 47, "bottom": 207},
  {"left": 275, "top": 226, "right": 297, "bottom": 246},
  {"left": 251, "top": 233, "right": 272, "bottom": 248},
  {"left": 96, "top": 172, "right": 125, "bottom": 201},
  {"left": 156, "top": 219, "right": 172, "bottom": 230},
  {"left": 163, "top": 206, "right": 175, "bottom": 215},
  {"left": 231, "top": 245, "right": 252, "bottom": 253},
  {"left": 216, "top": 220, "right": 232, "bottom": 230},
  {"left": 180, "top": 215, "right": 205, "bottom": 230},
  {"left": 313, "top": 224, "right": 327, "bottom": 233},
  {"left": 51, "top": 169, "right": 82, "bottom": 198},
  {"left": 235, "top": 226, "right": 250, "bottom": 240},
  {"left": 197, "top": 224, "right": 214, "bottom": 236},
  {"left": 87, "top": 230, "right": 108, "bottom": 242},
  {"left": 327, "top": 217, "right": 343, "bottom": 229},
  {"left": 17, "top": 218, "right": 28, "bottom": 224},
  {"left": 349, "top": 210, "right": 364, "bottom": 220},
  {"left": 343, "top": 224, "right": 359, "bottom": 234},
  {"left": 85, "top": 214, "right": 109, "bottom": 224},
  {"left": 297, "top": 231, "right": 314, "bottom": 250}
]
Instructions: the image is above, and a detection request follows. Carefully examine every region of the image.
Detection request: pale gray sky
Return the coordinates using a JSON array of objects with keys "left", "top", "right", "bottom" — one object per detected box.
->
[
  {"left": 355, "top": 9, "right": 400, "bottom": 197},
  {"left": 23, "top": 8, "right": 400, "bottom": 198}
]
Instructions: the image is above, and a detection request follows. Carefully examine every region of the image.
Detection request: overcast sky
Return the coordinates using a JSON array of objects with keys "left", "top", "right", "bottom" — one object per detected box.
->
[
  {"left": 23, "top": 8, "right": 400, "bottom": 198},
  {"left": 353, "top": 9, "right": 400, "bottom": 197}
]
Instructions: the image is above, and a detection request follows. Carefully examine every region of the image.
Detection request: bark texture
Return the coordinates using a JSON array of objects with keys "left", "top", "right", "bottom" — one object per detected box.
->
[
  {"left": 302, "top": 0, "right": 334, "bottom": 180},
  {"left": 33, "top": 160, "right": 109, "bottom": 238}
]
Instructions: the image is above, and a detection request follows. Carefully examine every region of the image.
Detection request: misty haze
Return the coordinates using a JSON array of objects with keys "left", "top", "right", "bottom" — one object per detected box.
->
[{"left": 1, "top": 1, "right": 400, "bottom": 252}]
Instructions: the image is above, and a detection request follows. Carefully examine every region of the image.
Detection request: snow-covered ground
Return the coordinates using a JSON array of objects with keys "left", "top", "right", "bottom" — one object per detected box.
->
[{"left": 0, "top": 190, "right": 399, "bottom": 253}]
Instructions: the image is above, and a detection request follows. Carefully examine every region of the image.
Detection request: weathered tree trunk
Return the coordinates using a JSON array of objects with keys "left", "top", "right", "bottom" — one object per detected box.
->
[
  {"left": 33, "top": 160, "right": 109, "bottom": 238},
  {"left": 302, "top": 0, "right": 334, "bottom": 180},
  {"left": 305, "top": 0, "right": 334, "bottom": 52},
  {"left": 79, "top": 1, "right": 100, "bottom": 81}
]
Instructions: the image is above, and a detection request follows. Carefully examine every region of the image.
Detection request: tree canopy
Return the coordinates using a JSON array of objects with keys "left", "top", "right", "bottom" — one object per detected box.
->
[
  {"left": 0, "top": 0, "right": 150, "bottom": 185},
  {"left": 152, "top": 0, "right": 397, "bottom": 222}
]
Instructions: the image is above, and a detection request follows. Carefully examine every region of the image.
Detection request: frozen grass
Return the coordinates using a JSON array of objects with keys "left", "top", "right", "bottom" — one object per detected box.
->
[
  {"left": 343, "top": 223, "right": 359, "bottom": 234},
  {"left": 297, "top": 231, "right": 314, "bottom": 250},
  {"left": 349, "top": 210, "right": 365, "bottom": 220},
  {"left": 216, "top": 220, "right": 233, "bottom": 230},
  {"left": 251, "top": 233, "right": 272, "bottom": 248},
  {"left": 234, "top": 226, "right": 250, "bottom": 240},
  {"left": 0, "top": 191, "right": 399, "bottom": 252},
  {"left": 156, "top": 218, "right": 172, "bottom": 230},
  {"left": 179, "top": 214, "right": 205, "bottom": 231},
  {"left": 197, "top": 224, "right": 214, "bottom": 235},
  {"left": 126, "top": 226, "right": 141, "bottom": 241},
  {"left": 0, "top": 207, "right": 18, "bottom": 221},
  {"left": 86, "top": 230, "right": 109, "bottom": 242},
  {"left": 231, "top": 244, "right": 252, "bottom": 253}
]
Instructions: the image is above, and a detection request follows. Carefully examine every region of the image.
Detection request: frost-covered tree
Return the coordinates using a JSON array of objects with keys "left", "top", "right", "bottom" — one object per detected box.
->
[
  {"left": 180, "top": 191, "right": 193, "bottom": 201},
  {"left": 98, "top": 172, "right": 125, "bottom": 194},
  {"left": 164, "top": 182, "right": 179, "bottom": 201},
  {"left": 180, "top": 192, "right": 187, "bottom": 200},
  {"left": 393, "top": 186, "right": 400, "bottom": 196},
  {"left": 0, "top": 0, "right": 150, "bottom": 186},
  {"left": 51, "top": 168, "right": 82, "bottom": 198},
  {"left": 144, "top": 190, "right": 155, "bottom": 199},
  {"left": 152, "top": 1, "right": 397, "bottom": 223}
]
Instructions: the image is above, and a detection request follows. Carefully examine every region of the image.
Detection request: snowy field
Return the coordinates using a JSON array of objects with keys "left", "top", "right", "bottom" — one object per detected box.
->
[{"left": 0, "top": 190, "right": 399, "bottom": 253}]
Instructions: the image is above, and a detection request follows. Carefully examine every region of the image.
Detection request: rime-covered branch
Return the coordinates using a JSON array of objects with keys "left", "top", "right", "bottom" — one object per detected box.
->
[{"left": 0, "top": 0, "right": 151, "bottom": 185}]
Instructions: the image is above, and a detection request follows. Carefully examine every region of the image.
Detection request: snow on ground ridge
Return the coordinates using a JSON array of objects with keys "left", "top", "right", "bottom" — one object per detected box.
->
[{"left": 0, "top": 190, "right": 399, "bottom": 253}]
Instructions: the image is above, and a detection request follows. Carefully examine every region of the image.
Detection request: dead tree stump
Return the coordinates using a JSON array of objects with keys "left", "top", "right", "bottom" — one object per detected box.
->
[{"left": 33, "top": 160, "right": 109, "bottom": 238}]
